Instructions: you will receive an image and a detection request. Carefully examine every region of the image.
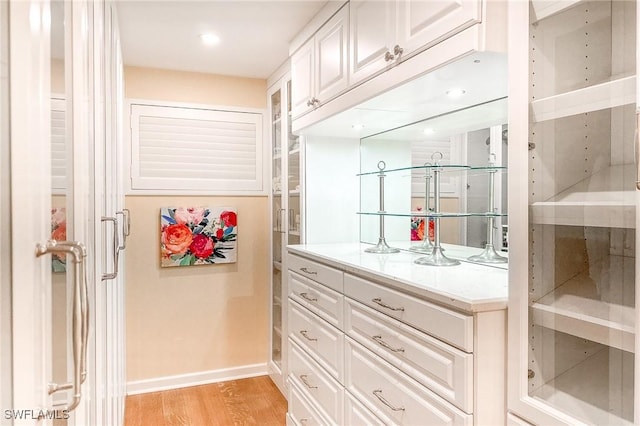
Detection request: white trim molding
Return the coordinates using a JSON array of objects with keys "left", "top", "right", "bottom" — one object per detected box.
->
[{"left": 126, "top": 363, "right": 269, "bottom": 395}]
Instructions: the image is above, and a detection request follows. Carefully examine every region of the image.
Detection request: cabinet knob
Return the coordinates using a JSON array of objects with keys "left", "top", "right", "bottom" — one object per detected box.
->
[
  {"left": 312, "top": 97, "right": 320, "bottom": 106},
  {"left": 306, "top": 99, "right": 314, "bottom": 107},
  {"left": 384, "top": 51, "right": 395, "bottom": 62},
  {"left": 393, "top": 45, "right": 404, "bottom": 57}
]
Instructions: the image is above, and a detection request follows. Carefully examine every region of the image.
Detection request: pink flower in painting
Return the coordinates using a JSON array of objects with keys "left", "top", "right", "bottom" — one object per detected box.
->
[
  {"left": 162, "top": 224, "right": 193, "bottom": 255},
  {"left": 173, "top": 207, "right": 205, "bottom": 225},
  {"left": 220, "top": 211, "right": 237, "bottom": 227},
  {"left": 189, "top": 234, "right": 214, "bottom": 259},
  {"left": 51, "top": 207, "right": 66, "bottom": 226}
]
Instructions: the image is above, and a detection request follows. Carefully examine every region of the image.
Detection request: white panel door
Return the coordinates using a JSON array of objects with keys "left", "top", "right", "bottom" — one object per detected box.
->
[
  {"left": 349, "top": 0, "right": 396, "bottom": 86},
  {"left": 315, "top": 5, "right": 349, "bottom": 105},
  {"left": 291, "top": 38, "right": 315, "bottom": 118},
  {"left": 396, "top": 0, "right": 481, "bottom": 58}
]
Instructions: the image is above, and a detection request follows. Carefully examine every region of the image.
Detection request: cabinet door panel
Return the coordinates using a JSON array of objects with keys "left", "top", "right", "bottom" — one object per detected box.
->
[
  {"left": 349, "top": 0, "right": 396, "bottom": 86},
  {"left": 291, "top": 39, "right": 314, "bottom": 118},
  {"left": 315, "top": 5, "right": 349, "bottom": 104},
  {"left": 397, "top": 0, "right": 481, "bottom": 57}
]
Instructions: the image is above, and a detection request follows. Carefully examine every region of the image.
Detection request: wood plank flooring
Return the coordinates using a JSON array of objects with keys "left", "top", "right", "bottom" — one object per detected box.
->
[{"left": 124, "top": 376, "right": 287, "bottom": 426}]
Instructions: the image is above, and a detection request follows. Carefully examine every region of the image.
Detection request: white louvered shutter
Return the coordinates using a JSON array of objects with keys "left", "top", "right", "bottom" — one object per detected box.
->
[
  {"left": 130, "top": 104, "right": 264, "bottom": 193},
  {"left": 411, "top": 139, "right": 459, "bottom": 197},
  {"left": 51, "top": 97, "right": 66, "bottom": 193}
]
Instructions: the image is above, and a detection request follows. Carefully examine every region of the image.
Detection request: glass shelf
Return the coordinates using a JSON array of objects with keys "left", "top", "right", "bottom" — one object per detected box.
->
[
  {"left": 357, "top": 211, "right": 506, "bottom": 218},
  {"left": 357, "top": 164, "right": 471, "bottom": 176}
]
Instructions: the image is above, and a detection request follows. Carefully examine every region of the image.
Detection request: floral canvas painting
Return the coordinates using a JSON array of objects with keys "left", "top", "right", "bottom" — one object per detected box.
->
[
  {"left": 160, "top": 207, "right": 237, "bottom": 267},
  {"left": 51, "top": 207, "right": 67, "bottom": 272}
]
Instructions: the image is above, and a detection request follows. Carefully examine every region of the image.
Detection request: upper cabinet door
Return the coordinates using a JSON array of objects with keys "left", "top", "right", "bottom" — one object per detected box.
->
[
  {"left": 349, "top": 0, "right": 396, "bottom": 86},
  {"left": 291, "top": 38, "right": 315, "bottom": 119},
  {"left": 396, "top": 0, "right": 481, "bottom": 56},
  {"left": 315, "top": 5, "right": 349, "bottom": 105}
]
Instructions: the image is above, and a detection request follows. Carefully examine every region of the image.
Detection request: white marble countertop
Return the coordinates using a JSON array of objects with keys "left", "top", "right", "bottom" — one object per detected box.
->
[{"left": 287, "top": 242, "right": 508, "bottom": 313}]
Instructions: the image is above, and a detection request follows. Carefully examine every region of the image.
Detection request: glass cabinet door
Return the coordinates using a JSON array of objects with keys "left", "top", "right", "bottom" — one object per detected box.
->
[
  {"left": 287, "top": 80, "right": 301, "bottom": 246},
  {"left": 271, "top": 87, "right": 283, "bottom": 369},
  {"left": 520, "top": 1, "right": 637, "bottom": 424}
]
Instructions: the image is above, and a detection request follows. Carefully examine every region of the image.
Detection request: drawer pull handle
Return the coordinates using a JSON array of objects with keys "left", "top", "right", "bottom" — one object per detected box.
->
[
  {"left": 373, "top": 389, "right": 405, "bottom": 412},
  {"left": 372, "top": 297, "right": 405, "bottom": 312},
  {"left": 372, "top": 335, "right": 404, "bottom": 353},
  {"left": 300, "top": 267, "right": 317, "bottom": 275},
  {"left": 299, "top": 330, "right": 317, "bottom": 341},
  {"left": 299, "top": 374, "right": 318, "bottom": 389},
  {"left": 300, "top": 292, "right": 318, "bottom": 302}
]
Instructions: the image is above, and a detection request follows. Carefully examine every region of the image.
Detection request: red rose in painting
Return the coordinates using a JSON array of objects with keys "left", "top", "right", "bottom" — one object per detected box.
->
[
  {"left": 220, "top": 211, "right": 237, "bottom": 227},
  {"left": 216, "top": 228, "right": 224, "bottom": 240},
  {"left": 51, "top": 223, "right": 66, "bottom": 241},
  {"left": 189, "top": 234, "right": 214, "bottom": 259},
  {"left": 162, "top": 224, "right": 193, "bottom": 255}
]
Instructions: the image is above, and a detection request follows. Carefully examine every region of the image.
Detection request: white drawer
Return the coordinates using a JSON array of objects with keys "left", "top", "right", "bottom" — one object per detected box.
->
[
  {"left": 289, "top": 340, "right": 343, "bottom": 425},
  {"left": 344, "top": 273, "right": 474, "bottom": 352},
  {"left": 344, "top": 297, "right": 473, "bottom": 413},
  {"left": 288, "top": 253, "right": 344, "bottom": 293},
  {"left": 345, "top": 391, "right": 385, "bottom": 426},
  {"left": 288, "top": 379, "right": 331, "bottom": 426},
  {"left": 289, "top": 271, "right": 343, "bottom": 329},
  {"left": 288, "top": 299, "right": 344, "bottom": 381},
  {"left": 345, "top": 339, "right": 472, "bottom": 426}
]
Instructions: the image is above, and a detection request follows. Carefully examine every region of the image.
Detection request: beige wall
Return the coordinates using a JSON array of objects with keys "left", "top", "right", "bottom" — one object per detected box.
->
[{"left": 124, "top": 67, "right": 268, "bottom": 383}]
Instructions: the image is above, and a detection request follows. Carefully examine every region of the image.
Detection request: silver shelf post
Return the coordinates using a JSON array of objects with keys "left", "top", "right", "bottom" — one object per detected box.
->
[
  {"left": 415, "top": 153, "right": 459, "bottom": 266},
  {"left": 468, "top": 154, "right": 507, "bottom": 263},
  {"left": 365, "top": 161, "right": 400, "bottom": 254},
  {"left": 410, "top": 162, "right": 434, "bottom": 254}
]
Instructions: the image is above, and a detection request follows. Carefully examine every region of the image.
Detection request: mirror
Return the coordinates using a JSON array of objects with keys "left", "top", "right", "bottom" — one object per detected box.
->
[{"left": 359, "top": 97, "right": 508, "bottom": 259}]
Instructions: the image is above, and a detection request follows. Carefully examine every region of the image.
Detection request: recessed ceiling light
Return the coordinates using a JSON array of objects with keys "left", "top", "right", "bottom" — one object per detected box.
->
[
  {"left": 423, "top": 128, "right": 435, "bottom": 135},
  {"left": 352, "top": 124, "right": 365, "bottom": 130},
  {"left": 446, "top": 88, "right": 466, "bottom": 97},
  {"left": 200, "top": 33, "right": 220, "bottom": 45}
]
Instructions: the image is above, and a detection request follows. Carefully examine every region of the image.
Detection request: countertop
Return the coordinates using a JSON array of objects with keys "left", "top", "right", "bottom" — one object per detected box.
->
[{"left": 287, "top": 242, "right": 508, "bottom": 313}]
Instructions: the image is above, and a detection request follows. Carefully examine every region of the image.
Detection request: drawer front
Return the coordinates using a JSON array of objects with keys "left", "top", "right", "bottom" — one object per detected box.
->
[
  {"left": 344, "top": 298, "right": 473, "bottom": 413},
  {"left": 288, "top": 253, "right": 344, "bottom": 293},
  {"left": 344, "top": 273, "right": 473, "bottom": 352},
  {"left": 345, "top": 339, "right": 472, "bottom": 426},
  {"left": 289, "top": 299, "right": 344, "bottom": 381},
  {"left": 289, "top": 271, "right": 344, "bottom": 329},
  {"left": 288, "top": 380, "right": 331, "bottom": 426},
  {"left": 289, "top": 340, "right": 343, "bottom": 424},
  {"left": 345, "top": 391, "right": 385, "bottom": 426}
]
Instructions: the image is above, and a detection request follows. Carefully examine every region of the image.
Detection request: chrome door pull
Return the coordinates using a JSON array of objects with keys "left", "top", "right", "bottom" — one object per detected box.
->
[
  {"left": 300, "top": 292, "right": 318, "bottom": 302},
  {"left": 35, "top": 240, "right": 88, "bottom": 412},
  {"left": 300, "top": 267, "right": 317, "bottom": 275},
  {"left": 372, "top": 297, "right": 405, "bottom": 312},
  {"left": 299, "top": 374, "right": 317, "bottom": 389},
  {"left": 101, "top": 216, "right": 119, "bottom": 280},
  {"left": 372, "top": 335, "right": 404, "bottom": 353},
  {"left": 116, "top": 208, "right": 130, "bottom": 252},
  {"left": 372, "top": 389, "right": 405, "bottom": 411},
  {"left": 299, "top": 330, "right": 317, "bottom": 341}
]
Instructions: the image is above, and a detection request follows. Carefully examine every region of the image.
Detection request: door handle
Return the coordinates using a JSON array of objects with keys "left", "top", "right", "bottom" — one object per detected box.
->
[
  {"left": 101, "top": 216, "right": 119, "bottom": 280},
  {"left": 36, "top": 240, "right": 88, "bottom": 412},
  {"left": 116, "top": 208, "right": 130, "bottom": 252}
]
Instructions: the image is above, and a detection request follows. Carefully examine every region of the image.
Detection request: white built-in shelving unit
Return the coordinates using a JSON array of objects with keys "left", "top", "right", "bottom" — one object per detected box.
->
[{"left": 508, "top": 0, "right": 639, "bottom": 424}]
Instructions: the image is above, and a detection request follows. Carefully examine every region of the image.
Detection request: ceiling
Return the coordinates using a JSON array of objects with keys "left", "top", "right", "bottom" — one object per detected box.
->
[{"left": 115, "top": 0, "right": 329, "bottom": 79}]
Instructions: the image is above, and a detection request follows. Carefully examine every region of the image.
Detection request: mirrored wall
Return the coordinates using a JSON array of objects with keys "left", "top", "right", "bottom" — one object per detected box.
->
[{"left": 359, "top": 97, "right": 508, "bottom": 260}]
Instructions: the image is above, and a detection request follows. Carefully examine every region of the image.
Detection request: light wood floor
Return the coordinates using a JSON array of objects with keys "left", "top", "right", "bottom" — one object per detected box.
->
[{"left": 124, "top": 376, "right": 287, "bottom": 426}]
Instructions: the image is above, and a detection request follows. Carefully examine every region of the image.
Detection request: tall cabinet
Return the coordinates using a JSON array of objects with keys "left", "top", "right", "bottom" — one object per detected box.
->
[
  {"left": 508, "top": 1, "right": 639, "bottom": 425},
  {"left": 269, "top": 74, "right": 303, "bottom": 394}
]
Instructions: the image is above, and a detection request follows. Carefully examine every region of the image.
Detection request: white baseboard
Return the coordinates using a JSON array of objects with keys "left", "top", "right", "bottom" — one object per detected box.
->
[{"left": 126, "top": 363, "right": 268, "bottom": 395}]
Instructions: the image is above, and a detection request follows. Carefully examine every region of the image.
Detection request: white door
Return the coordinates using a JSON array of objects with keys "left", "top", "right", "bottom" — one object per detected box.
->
[
  {"left": 314, "top": 5, "right": 349, "bottom": 105},
  {"left": 349, "top": 0, "right": 396, "bottom": 86},
  {"left": 395, "top": 0, "right": 480, "bottom": 58},
  {"left": 291, "top": 38, "right": 315, "bottom": 119}
]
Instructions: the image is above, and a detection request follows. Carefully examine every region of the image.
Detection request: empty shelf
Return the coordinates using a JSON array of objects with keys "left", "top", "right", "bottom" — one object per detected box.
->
[
  {"left": 531, "top": 165, "right": 636, "bottom": 228},
  {"left": 532, "top": 254, "right": 635, "bottom": 352}
]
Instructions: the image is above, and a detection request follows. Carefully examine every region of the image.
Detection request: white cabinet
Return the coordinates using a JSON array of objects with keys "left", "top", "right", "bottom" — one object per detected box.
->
[
  {"left": 291, "top": 5, "right": 349, "bottom": 118},
  {"left": 508, "top": 1, "right": 640, "bottom": 424},
  {"left": 268, "top": 74, "right": 303, "bottom": 394},
  {"left": 287, "top": 249, "right": 507, "bottom": 425},
  {"left": 349, "top": 0, "right": 482, "bottom": 86}
]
